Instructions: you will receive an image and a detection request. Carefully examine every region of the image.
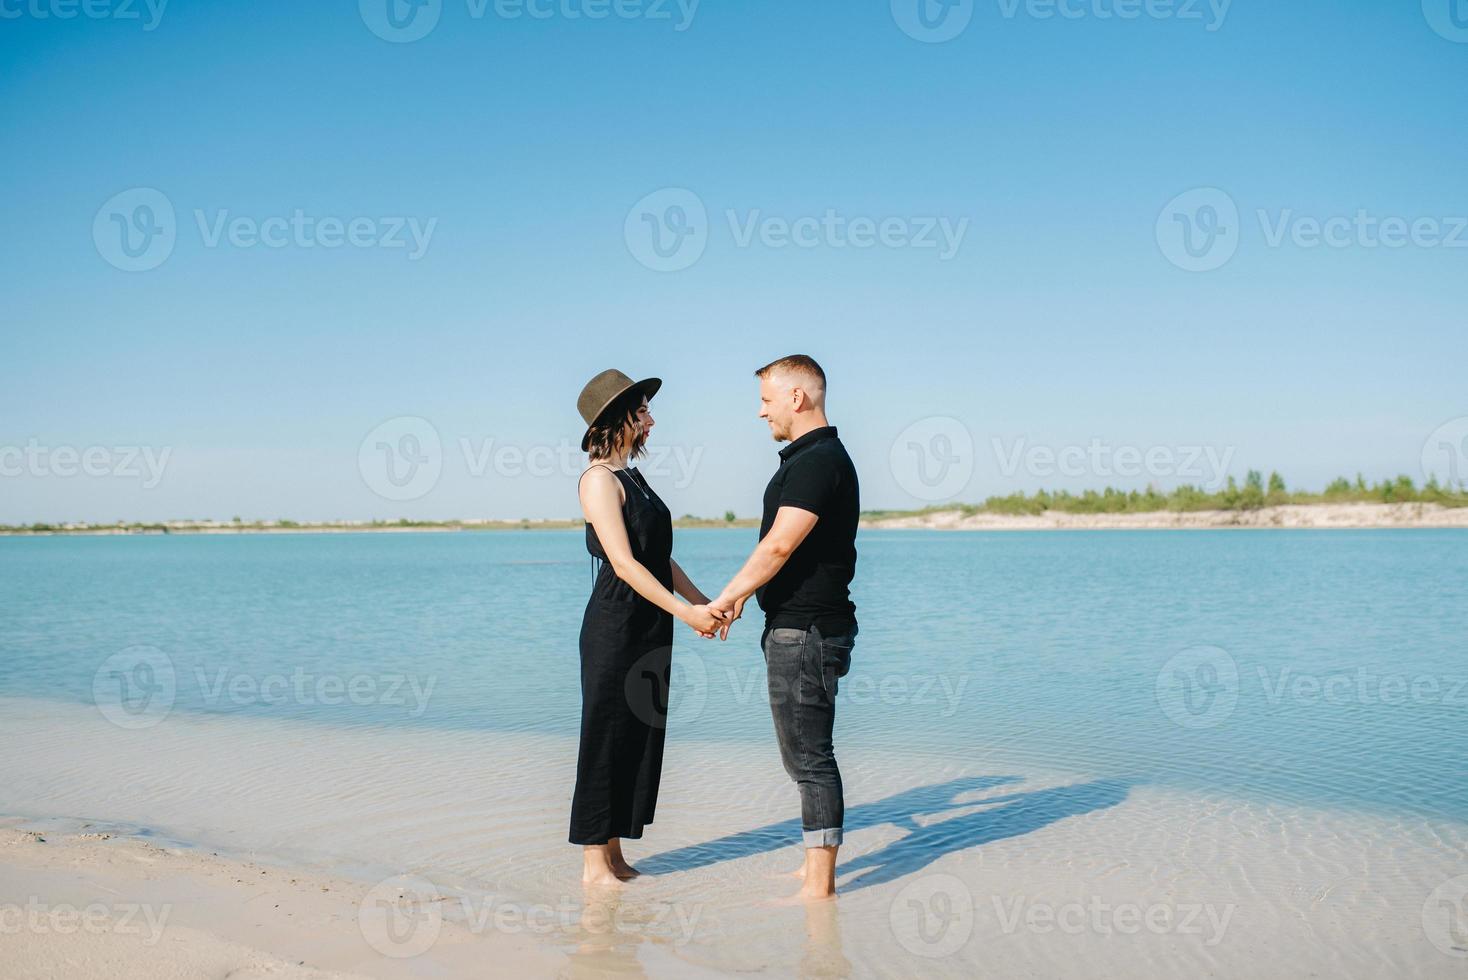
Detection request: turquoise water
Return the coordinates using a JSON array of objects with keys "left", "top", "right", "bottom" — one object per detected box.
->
[{"left": 2, "top": 529, "right": 1466, "bottom": 824}]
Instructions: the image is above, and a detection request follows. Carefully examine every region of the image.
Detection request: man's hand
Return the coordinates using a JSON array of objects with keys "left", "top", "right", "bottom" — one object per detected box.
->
[
  {"left": 683, "top": 603, "right": 729, "bottom": 639},
  {"left": 709, "top": 592, "right": 748, "bottom": 641}
]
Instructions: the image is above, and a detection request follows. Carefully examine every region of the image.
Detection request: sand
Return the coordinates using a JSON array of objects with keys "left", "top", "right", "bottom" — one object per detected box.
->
[
  {"left": 0, "top": 824, "right": 563, "bottom": 979},
  {"left": 3, "top": 695, "right": 1466, "bottom": 978},
  {"left": 862, "top": 501, "right": 1468, "bottom": 531}
]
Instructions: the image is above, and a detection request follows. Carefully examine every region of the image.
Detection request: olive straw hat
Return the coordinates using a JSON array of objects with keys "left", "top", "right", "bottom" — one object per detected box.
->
[{"left": 576, "top": 369, "right": 662, "bottom": 452}]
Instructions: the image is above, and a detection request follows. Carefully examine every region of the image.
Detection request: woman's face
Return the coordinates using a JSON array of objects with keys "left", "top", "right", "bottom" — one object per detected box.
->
[{"left": 625, "top": 396, "right": 654, "bottom": 448}]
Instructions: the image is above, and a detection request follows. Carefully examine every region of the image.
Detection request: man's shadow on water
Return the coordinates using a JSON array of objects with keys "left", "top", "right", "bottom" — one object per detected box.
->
[{"left": 638, "top": 776, "right": 1131, "bottom": 892}]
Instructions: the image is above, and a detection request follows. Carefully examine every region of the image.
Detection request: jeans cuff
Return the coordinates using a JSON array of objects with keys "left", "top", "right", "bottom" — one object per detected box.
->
[{"left": 803, "top": 827, "right": 843, "bottom": 848}]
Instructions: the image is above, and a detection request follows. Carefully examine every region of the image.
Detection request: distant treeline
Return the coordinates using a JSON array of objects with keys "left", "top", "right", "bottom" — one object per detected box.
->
[{"left": 961, "top": 472, "right": 1468, "bottom": 517}]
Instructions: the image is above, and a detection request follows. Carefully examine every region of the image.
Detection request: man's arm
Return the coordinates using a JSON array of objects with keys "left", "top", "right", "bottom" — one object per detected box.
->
[{"left": 709, "top": 506, "right": 818, "bottom": 637}]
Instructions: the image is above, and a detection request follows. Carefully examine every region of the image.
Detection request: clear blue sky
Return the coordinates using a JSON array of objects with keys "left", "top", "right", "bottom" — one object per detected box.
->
[{"left": 3, "top": 0, "right": 1465, "bottom": 522}]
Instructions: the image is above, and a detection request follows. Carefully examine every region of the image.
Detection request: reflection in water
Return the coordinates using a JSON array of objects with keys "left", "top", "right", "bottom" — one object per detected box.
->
[
  {"left": 564, "top": 885, "right": 647, "bottom": 979},
  {"left": 799, "top": 899, "right": 850, "bottom": 980}
]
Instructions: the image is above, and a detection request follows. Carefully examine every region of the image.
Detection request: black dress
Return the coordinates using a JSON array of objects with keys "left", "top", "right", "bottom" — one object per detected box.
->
[{"left": 570, "top": 466, "right": 676, "bottom": 845}]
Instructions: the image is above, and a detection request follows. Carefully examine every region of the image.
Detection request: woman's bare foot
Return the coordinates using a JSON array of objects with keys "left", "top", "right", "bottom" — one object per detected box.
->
[
  {"left": 582, "top": 867, "right": 624, "bottom": 887},
  {"left": 606, "top": 839, "right": 642, "bottom": 879},
  {"left": 583, "top": 843, "right": 625, "bottom": 887}
]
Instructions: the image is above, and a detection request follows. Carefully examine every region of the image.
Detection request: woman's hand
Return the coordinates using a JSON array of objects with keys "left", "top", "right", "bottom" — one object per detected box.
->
[{"left": 681, "top": 603, "right": 726, "bottom": 638}]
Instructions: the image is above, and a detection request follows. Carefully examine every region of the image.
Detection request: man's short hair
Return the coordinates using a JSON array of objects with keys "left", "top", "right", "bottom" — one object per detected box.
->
[{"left": 754, "top": 354, "right": 827, "bottom": 390}]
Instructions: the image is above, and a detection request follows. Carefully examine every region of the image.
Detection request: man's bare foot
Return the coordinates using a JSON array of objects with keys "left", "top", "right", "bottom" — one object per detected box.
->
[
  {"left": 769, "top": 885, "right": 836, "bottom": 906},
  {"left": 798, "top": 881, "right": 836, "bottom": 900}
]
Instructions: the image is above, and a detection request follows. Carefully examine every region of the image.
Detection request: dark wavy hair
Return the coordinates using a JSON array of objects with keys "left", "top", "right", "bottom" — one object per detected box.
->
[{"left": 584, "top": 388, "right": 649, "bottom": 462}]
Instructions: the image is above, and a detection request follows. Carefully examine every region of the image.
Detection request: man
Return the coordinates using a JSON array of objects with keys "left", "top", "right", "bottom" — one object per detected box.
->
[{"left": 711, "top": 354, "right": 859, "bottom": 901}]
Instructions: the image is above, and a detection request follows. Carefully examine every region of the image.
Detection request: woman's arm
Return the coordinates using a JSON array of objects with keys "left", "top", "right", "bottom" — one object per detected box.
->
[
  {"left": 580, "top": 467, "right": 722, "bottom": 635},
  {"left": 670, "top": 559, "right": 710, "bottom": 605}
]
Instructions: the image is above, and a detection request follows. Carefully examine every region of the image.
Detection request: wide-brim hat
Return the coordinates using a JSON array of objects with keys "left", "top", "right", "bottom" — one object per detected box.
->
[{"left": 577, "top": 369, "right": 662, "bottom": 452}]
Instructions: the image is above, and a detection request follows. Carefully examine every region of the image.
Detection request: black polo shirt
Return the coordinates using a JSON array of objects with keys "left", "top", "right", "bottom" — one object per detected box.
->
[{"left": 755, "top": 426, "right": 859, "bottom": 634}]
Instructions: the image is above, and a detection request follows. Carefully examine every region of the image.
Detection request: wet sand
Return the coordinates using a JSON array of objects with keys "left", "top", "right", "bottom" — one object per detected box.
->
[{"left": 2, "top": 696, "right": 1465, "bottom": 977}]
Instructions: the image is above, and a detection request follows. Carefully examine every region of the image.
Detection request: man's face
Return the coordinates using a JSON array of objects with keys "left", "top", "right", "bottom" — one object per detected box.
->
[{"left": 758, "top": 375, "right": 795, "bottom": 442}]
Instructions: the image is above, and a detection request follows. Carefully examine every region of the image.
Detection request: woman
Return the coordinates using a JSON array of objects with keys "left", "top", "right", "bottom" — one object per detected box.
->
[{"left": 571, "top": 369, "right": 724, "bottom": 885}]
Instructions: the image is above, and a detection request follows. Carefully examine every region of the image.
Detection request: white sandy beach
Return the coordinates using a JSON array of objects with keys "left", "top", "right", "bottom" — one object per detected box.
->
[{"left": 2, "top": 695, "right": 1465, "bottom": 978}]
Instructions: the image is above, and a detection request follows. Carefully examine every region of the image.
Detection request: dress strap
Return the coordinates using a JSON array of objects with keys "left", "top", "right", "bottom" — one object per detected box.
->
[{"left": 579, "top": 462, "right": 629, "bottom": 500}]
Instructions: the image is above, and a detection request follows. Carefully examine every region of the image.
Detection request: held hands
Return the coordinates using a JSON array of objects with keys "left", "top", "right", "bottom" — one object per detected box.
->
[
  {"left": 681, "top": 592, "right": 747, "bottom": 641},
  {"left": 708, "top": 592, "right": 748, "bottom": 642},
  {"left": 682, "top": 603, "right": 728, "bottom": 639}
]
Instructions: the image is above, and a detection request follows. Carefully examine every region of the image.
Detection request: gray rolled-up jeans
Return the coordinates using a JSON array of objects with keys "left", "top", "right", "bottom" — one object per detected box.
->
[{"left": 762, "top": 623, "right": 855, "bottom": 848}]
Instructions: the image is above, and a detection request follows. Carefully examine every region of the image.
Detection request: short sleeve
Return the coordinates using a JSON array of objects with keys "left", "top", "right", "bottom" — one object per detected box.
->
[{"left": 778, "top": 455, "right": 841, "bottom": 516}]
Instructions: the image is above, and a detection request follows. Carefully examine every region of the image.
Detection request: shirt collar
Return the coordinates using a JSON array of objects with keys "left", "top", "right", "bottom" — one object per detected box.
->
[{"left": 779, "top": 425, "right": 838, "bottom": 462}]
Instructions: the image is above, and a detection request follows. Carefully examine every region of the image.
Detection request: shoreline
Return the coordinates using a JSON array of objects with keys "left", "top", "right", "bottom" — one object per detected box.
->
[{"left": 4, "top": 502, "right": 1467, "bottom": 535}]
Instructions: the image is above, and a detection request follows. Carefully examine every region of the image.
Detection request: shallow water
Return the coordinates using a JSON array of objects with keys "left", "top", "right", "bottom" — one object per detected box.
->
[
  {"left": 3, "top": 529, "right": 1466, "bottom": 822},
  {"left": 2, "top": 529, "right": 1467, "bottom": 976}
]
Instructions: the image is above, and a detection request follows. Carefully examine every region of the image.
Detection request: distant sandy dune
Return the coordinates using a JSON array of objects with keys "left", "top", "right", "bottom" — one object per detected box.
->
[{"left": 863, "top": 502, "right": 1468, "bottom": 530}]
